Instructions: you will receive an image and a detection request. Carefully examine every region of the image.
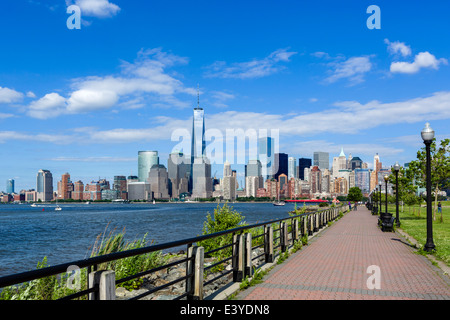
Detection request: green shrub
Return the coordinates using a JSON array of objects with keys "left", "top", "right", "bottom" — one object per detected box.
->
[{"left": 198, "top": 203, "right": 246, "bottom": 271}]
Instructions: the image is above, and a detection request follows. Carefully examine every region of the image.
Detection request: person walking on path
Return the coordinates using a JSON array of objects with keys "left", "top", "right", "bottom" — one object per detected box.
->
[
  {"left": 438, "top": 202, "right": 442, "bottom": 214},
  {"left": 354, "top": 202, "right": 358, "bottom": 211},
  {"left": 348, "top": 201, "right": 352, "bottom": 211}
]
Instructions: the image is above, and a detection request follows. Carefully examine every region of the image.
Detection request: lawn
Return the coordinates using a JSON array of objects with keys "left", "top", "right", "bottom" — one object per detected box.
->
[{"left": 387, "top": 201, "right": 450, "bottom": 266}]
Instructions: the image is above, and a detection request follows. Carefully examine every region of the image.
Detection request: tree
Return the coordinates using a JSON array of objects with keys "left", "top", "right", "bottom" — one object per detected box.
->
[
  {"left": 347, "top": 187, "right": 363, "bottom": 203},
  {"left": 408, "top": 138, "right": 450, "bottom": 222}
]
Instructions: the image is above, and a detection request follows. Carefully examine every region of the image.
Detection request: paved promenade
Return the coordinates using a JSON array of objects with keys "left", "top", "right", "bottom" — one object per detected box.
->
[{"left": 237, "top": 207, "right": 450, "bottom": 300}]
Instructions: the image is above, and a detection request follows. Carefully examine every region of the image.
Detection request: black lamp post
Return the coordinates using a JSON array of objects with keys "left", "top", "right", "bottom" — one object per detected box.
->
[
  {"left": 393, "top": 162, "right": 401, "bottom": 227},
  {"left": 379, "top": 183, "right": 382, "bottom": 214},
  {"left": 384, "top": 175, "right": 389, "bottom": 214},
  {"left": 421, "top": 122, "right": 436, "bottom": 252}
]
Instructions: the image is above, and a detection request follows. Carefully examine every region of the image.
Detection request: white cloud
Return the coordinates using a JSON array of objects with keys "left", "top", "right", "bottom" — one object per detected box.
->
[
  {"left": 384, "top": 39, "right": 411, "bottom": 57},
  {"left": 210, "top": 91, "right": 235, "bottom": 108},
  {"left": 69, "top": 0, "right": 120, "bottom": 18},
  {"left": 0, "top": 130, "right": 72, "bottom": 144},
  {"left": 11, "top": 91, "right": 450, "bottom": 145},
  {"left": 204, "top": 48, "right": 297, "bottom": 79},
  {"left": 0, "top": 86, "right": 24, "bottom": 103},
  {"left": 26, "top": 48, "right": 195, "bottom": 119},
  {"left": 390, "top": 51, "right": 448, "bottom": 74},
  {"left": 0, "top": 113, "right": 14, "bottom": 119},
  {"left": 325, "top": 56, "right": 373, "bottom": 84},
  {"left": 27, "top": 92, "right": 67, "bottom": 119},
  {"left": 49, "top": 156, "right": 135, "bottom": 162}
]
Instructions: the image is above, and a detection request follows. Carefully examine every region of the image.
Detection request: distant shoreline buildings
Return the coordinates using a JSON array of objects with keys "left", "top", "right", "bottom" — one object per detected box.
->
[{"left": 1, "top": 102, "right": 411, "bottom": 204}]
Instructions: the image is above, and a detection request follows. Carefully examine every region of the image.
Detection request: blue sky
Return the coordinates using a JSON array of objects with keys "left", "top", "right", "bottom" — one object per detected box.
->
[{"left": 1, "top": 0, "right": 449, "bottom": 191}]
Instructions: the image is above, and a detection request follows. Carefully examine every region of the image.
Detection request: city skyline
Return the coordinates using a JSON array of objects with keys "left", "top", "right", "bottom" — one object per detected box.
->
[{"left": 1, "top": 1, "right": 449, "bottom": 192}]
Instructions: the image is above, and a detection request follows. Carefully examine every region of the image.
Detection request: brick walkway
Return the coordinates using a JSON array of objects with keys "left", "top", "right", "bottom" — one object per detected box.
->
[{"left": 237, "top": 207, "right": 450, "bottom": 300}]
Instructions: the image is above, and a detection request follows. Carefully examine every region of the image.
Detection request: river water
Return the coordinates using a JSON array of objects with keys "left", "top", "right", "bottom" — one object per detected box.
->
[{"left": 0, "top": 201, "right": 310, "bottom": 277}]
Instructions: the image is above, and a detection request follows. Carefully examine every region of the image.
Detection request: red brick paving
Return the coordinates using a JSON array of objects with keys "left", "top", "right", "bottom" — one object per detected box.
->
[{"left": 238, "top": 207, "right": 450, "bottom": 300}]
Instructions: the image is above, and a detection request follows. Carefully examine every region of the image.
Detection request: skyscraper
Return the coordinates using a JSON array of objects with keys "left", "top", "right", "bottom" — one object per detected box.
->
[
  {"left": 298, "top": 158, "right": 312, "bottom": 180},
  {"left": 355, "top": 168, "right": 370, "bottom": 195},
  {"left": 191, "top": 157, "right": 212, "bottom": 199},
  {"left": 190, "top": 94, "right": 212, "bottom": 198},
  {"left": 138, "top": 151, "right": 159, "bottom": 182},
  {"left": 223, "top": 160, "right": 232, "bottom": 177},
  {"left": 288, "top": 157, "right": 297, "bottom": 179},
  {"left": 6, "top": 179, "right": 14, "bottom": 194},
  {"left": 168, "top": 151, "right": 190, "bottom": 198},
  {"left": 191, "top": 108, "right": 206, "bottom": 162},
  {"left": 258, "top": 136, "right": 275, "bottom": 180},
  {"left": 36, "top": 169, "right": 53, "bottom": 202},
  {"left": 313, "top": 151, "right": 329, "bottom": 171},
  {"left": 148, "top": 164, "right": 170, "bottom": 199},
  {"left": 57, "top": 172, "right": 73, "bottom": 199},
  {"left": 273, "top": 153, "right": 288, "bottom": 180},
  {"left": 332, "top": 148, "right": 347, "bottom": 178}
]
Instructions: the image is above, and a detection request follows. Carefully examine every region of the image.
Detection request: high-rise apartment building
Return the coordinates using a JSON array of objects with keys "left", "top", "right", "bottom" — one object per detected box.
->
[
  {"left": 309, "top": 166, "right": 322, "bottom": 194},
  {"left": 73, "top": 180, "right": 84, "bottom": 200},
  {"left": 36, "top": 169, "right": 53, "bottom": 202},
  {"left": 113, "top": 176, "right": 128, "bottom": 200},
  {"left": 138, "top": 151, "right": 159, "bottom": 182},
  {"left": 57, "top": 172, "right": 73, "bottom": 199}
]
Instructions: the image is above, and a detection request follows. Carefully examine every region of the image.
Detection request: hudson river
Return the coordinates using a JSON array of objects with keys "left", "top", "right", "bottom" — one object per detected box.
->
[{"left": 0, "top": 202, "right": 308, "bottom": 277}]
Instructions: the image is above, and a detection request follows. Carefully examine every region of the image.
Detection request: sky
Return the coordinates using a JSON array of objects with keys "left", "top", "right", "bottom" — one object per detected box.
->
[{"left": 1, "top": 0, "right": 450, "bottom": 192}]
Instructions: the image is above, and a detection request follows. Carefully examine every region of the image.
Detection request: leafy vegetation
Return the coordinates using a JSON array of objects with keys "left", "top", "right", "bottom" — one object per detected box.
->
[
  {"left": 389, "top": 202, "right": 450, "bottom": 266},
  {"left": 0, "top": 226, "right": 165, "bottom": 300}
]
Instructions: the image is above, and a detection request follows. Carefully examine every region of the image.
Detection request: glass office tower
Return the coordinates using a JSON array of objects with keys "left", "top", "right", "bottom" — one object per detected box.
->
[{"left": 138, "top": 151, "right": 159, "bottom": 182}]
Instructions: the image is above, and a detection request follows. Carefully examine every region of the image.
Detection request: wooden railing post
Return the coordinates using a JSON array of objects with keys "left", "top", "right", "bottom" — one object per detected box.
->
[
  {"left": 245, "top": 233, "right": 253, "bottom": 278},
  {"left": 233, "top": 234, "right": 245, "bottom": 282},
  {"left": 88, "top": 270, "right": 115, "bottom": 300},
  {"left": 280, "top": 222, "right": 288, "bottom": 252},
  {"left": 293, "top": 219, "right": 299, "bottom": 242},
  {"left": 187, "top": 245, "right": 204, "bottom": 300},
  {"left": 264, "top": 225, "right": 273, "bottom": 263}
]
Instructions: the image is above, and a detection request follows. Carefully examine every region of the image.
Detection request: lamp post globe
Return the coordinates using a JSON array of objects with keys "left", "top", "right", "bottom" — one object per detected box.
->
[
  {"left": 421, "top": 122, "right": 435, "bottom": 142},
  {"left": 421, "top": 123, "right": 435, "bottom": 252}
]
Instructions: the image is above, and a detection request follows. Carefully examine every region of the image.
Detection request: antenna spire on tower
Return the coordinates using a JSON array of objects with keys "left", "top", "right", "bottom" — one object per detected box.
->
[{"left": 197, "top": 84, "right": 200, "bottom": 108}]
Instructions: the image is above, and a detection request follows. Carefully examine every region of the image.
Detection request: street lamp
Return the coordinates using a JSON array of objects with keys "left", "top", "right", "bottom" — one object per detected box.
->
[
  {"left": 421, "top": 122, "right": 435, "bottom": 252},
  {"left": 379, "top": 183, "right": 382, "bottom": 214},
  {"left": 393, "top": 162, "right": 401, "bottom": 227},
  {"left": 384, "top": 175, "right": 389, "bottom": 214}
]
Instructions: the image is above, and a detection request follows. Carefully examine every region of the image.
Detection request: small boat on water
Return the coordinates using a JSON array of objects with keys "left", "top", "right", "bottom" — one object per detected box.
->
[
  {"left": 273, "top": 201, "right": 285, "bottom": 206},
  {"left": 55, "top": 206, "right": 62, "bottom": 211}
]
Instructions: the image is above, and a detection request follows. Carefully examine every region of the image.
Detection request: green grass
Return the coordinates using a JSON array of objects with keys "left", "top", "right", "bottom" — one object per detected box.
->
[{"left": 387, "top": 201, "right": 450, "bottom": 266}]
